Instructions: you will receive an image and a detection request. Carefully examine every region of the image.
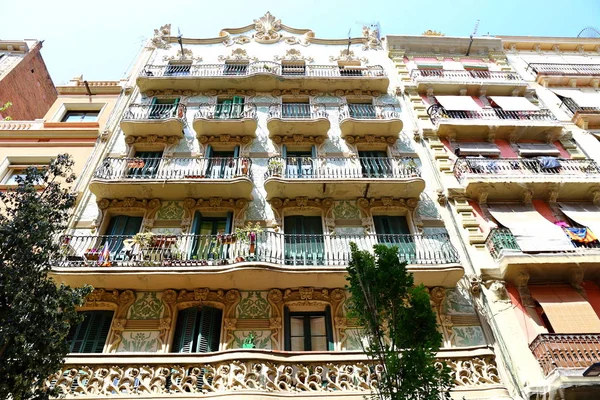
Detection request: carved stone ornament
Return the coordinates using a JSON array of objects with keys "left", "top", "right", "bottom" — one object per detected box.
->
[
  {"left": 268, "top": 197, "right": 334, "bottom": 231},
  {"left": 271, "top": 135, "right": 325, "bottom": 145},
  {"left": 514, "top": 271, "right": 534, "bottom": 307},
  {"left": 253, "top": 12, "right": 282, "bottom": 43},
  {"left": 468, "top": 274, "right": 483, "bottom": 296},
  {"left": 181, "top": 197, "right": 249, "bottom": 231},
  {"left": 484, "top": 280, "right": 510, "bottom": 303},
  {"left": 150, "top": 24, "right": 171, "bottom": 49},
  {"left": 218, "top": 48, "right": 257, "bottom": 62},
  {"left": 198, "top": 134, "right": 252, "bottom": 145},
  {"left": 362, "top": 25, "right": 382, "bottom": 50},
  {"left": 93, "top": 198, "right": 161, "bottom": 233},
  {"left": 329, "top": 49, "right": 368, "bottom": 64},
  {"left": 163, "top": 48, "right": 202, "bottom": 62},
  {"left": 274, "top": 48, "right": 314, "bottom": 63},
  {"left": 344, "top": 135, "right": 397, "bottom": 146},
  {"left": 125, "top": 135, "right": 179, "bottom": 146}
]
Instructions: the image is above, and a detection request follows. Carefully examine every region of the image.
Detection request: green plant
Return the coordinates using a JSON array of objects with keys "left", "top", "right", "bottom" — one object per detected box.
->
[
  {"left": 0, "top": 101, "right": 12, "bottom": 121},
  {"left": 235, "top": 222, "right": 263, "bottom": 244},
  {"left": 268, "top": 158, "right": 284, "bottom": 175},
  {"left": 131, "top": 232, "right": 155, "bottom": 247}
]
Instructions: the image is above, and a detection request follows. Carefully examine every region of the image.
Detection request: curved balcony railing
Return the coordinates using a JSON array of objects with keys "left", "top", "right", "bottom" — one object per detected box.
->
[
  {"left": 559, "top": 97, "right": 600, "bottom": 116},
  {"left": 410, "top": 69, "right": 522, "bottom": 82},
  {"left": 339, "top": 103, "right": 400, "bottom": 121},
  {"left": 48, "top": 347, "right": 501, "bottom": 397},
  {"left": 485, "top": 228, "right": 600, "bottom": 260},
  {"left": 122, "top": 103, "right": 186, "bottom": 121},
  {"left": 268, "top": 103, "right": 327, "bottom": 120},
  {"left": 264, "top": 156, "right": 420, "bottom": 180},
  {"left": 93, "top": 157, "right": 252, "bottom": 181},
  {"left": 427, "top": 104, "right": 557, "bottom": 125},
  {"left": 530, "top": 333, "right": 600, "bottom": 376},
  {"left": 141, "top": 62, "right": 386, "bottom": 78},
  {"left": 453, "top": 158, "right": 600, "bottom": 180},
  {"left": 527, "top": 63, "right": 600, "bottom": 76},
  {"left": 55, "top": 231, "right": 459, "bottom": 268},
  {"left": 193, "top": 103, "right": 257, "bottom": 120}
]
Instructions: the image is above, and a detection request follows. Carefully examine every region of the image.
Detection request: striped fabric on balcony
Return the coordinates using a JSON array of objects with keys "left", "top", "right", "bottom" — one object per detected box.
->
[
  {"left": 488, "top": 96, "right": 539, "bottom": 111},
  {"left": 559, "top": 203, "right": 600, "bottom": 239}
]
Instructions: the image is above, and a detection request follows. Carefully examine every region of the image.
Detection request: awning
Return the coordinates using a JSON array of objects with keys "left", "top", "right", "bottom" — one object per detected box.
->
[
  {"left": 453, "top": 142, "right": 501, "bottom": 156},
  {"left": 462, "top": 62, "right": 489, "bottom": 71},
  {"left": 517, "top": 143, "right": 561, "bottom": 157},
  {"left": 559, "top": 202, "right": 600, "bottom": 238},
  {"left": 552, "top": 90, "right": 600, "bottom": 108},
  {"left": 529, "top": 286, "right": 600, "bottom": 333},
  {"left": 489, "top": 96, "right": 540, "bottom": 111},
  {"left": 435, "top": 96, "right": 481, "bottom": 111},
  {"left": 488, "top": 204, "right": 574, "bottom": 252},
  {"left": 416, "top": 62, "right": 443, "bottom": 69}
]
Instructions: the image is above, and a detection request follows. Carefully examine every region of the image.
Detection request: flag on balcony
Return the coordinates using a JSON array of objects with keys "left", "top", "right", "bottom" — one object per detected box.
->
[{"left": 98, "top": 243, "right": 111, "bottom": 267}]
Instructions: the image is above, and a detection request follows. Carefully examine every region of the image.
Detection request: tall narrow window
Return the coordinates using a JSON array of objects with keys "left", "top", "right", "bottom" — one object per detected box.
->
[
  {"left": 348, "top": 102, "right": 376, "bottom": 119},
  {"left": 189, "top": 211, "right": 232, "bottom": 261},
  {"left": 284, "top": 307, "right": 333, "bottom": 351},
  {"left": 284, "top": 216, "right": 324, "bottom": 265},
  {"left": 165, "top": 62, "right": 191, "bottom": 76},
  {"left": 127, "top": 151, "right": 163, "bottom": 179},
  {"left": 172, "top": 307, "right": 222, "bottom": 353},
  {"left": 215, "top": 96, "right": 244, "bottom": 119},
  {"left": 66, "top": 310, "right": 114, "bottom": 353},
  {"left": 359, "top": 150, "right": 390, "bottom": 178},
  {"left": 373, "top": 215, "right": 415, "bottom": 262},
  {"left": 223, "top": 62, "right": 248, "bottom": 76}
]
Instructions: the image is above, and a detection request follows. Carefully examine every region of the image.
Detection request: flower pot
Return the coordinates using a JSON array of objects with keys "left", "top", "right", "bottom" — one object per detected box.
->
[{"left": 84, "top": 252, "right": 100, "bottom": 261}]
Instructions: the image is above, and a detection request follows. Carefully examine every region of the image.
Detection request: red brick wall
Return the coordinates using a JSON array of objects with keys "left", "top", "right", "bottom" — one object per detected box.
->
[{"left": 0, "top": 42, "right": 57, "bottom": 120}]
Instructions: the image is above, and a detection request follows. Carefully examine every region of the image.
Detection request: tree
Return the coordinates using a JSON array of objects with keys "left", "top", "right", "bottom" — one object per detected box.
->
[
  {"left": 0, "top": 154, "right": 92, "bottom": 400},
  {"left": 0, "top": 101, "right": 13, "bottom": 120},
  {"left": 346, "top": 243, "right": 454, "bottom": 400}
]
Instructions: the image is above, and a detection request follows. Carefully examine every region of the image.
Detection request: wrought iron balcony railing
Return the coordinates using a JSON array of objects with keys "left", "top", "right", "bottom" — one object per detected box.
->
[
  {"left": 559, "top": 97, "right": 600, "bottom": 116},
  {"left": 410, "top": 69, "right": 522, "bottom": 82},
  {"left": 93, "top": 157, "right": 252, "bottom": 181},
  {"left": 141, "top": 62, "right": 386, "bottom": 79},
  {"left": 427, "top": 104, "right": 557, "bottom": 125},
  {"left": 122, "top": 103, "right": 186, "bottom": 121},
  {"left": 339, "top": 103, "right": 400, "bottom": 121},
  {"left": 453, "top": 158, "right": 600, "bottom": 181},
  {"left": 530, "top": 333, "right": 600, "bottom": 376},
  {"left": 56, "top": 231, "right": 459, "bottom": 268},
  {"left": 485, "top": 228, "right": 600, "bottom": 260},
  {"left": 527, "top": 63, "right": 600, "bottom": 76},
  {"left": 48, "top": 348, "right": 501, "bottom": 397},
  {"left": 268, "top": 103, "right": 327, "bottom": 119},
  {"left": 193, "top": 103, "right": 257, "bottom": 120},
  {"left": 264, "top": 156, "right": 420, "bottom": 180}
]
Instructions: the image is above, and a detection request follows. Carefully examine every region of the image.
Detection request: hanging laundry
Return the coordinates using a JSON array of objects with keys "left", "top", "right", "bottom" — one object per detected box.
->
[
  {"left": 538, "top": 156, "right": 561, "bottom": 169},
  {"left": 564, "top": 227, "right": 598, "bottom": 243}
]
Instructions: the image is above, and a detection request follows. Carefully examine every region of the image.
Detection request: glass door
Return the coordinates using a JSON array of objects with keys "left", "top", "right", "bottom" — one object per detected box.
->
[
  {"left": 284, "top": 216, "right": 324, "bottom": 265},
  {"left": 373, "top": 216, "right": 415, "bottom": 263},
  {"left": 190, "top": 212, "right": 230, "bottom": 262},
  {"left": 127, "top": 151, "right": 162, "bottom": 179},
  {"left": 208, "top": 151, "right": 236, "bottom": 179},
  {"left": 103, "top": 215, "right": 143, "bottom": 259},
  {"left": 359, "top": 151, "right": 390, "bottom": 178}
]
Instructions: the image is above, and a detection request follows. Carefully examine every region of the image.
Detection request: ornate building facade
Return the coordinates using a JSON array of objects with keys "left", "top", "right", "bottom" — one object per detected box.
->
[{"left": 45, "top": 13, "right": 510, "bottom": 399}]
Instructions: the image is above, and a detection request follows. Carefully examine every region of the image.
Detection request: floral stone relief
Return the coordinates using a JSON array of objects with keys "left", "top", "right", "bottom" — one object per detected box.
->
[
  {"left": 232, "top": 330, "right": 272, "bottom": 350},
  {"left": 417, "top": 193, "right": 440, "bottom": 220},
  {"left": 444, "top": 288, "right": 476, "bottom": 315},
  {"left": 117, "top": 331, "right": 160, "bottom": 352},
  {"left": 333, "top": 201, "right": 360, "bottom": 220},
  {"left": 236, "top": 291, "right": 271, "bottom": 319},
  {"left": 128, "top": 292, "right": 164, "bottom": 320},
  {"left": 396, "top": 133, "right": 415, "bottom": 153},
  {"left": 156, "top": 201, "right": 185, "bottom": 220},
  {"left": 453, "top": 326, "right": 486, "bottom": 347}
]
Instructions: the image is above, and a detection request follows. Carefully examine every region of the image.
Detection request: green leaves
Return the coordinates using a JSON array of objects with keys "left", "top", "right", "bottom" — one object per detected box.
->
[
  {"left": 0, "top": 154, "right": 92, "bottom": 400},
  {"left": 346, "top": 243, "right": 453, "bottom": 400}
]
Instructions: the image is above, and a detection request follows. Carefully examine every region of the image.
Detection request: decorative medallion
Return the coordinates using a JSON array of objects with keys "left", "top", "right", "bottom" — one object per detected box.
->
[{"left": 253, "top": 12, "right": 282, "bottom": 43}]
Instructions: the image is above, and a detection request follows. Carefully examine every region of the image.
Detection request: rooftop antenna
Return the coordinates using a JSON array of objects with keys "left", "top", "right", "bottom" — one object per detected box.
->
[
  {"left": 177, "top": 27, "right": 184, "bottom": 57},
  {"left": 466, "top": 19, "right": 480, "bottom": 56}
]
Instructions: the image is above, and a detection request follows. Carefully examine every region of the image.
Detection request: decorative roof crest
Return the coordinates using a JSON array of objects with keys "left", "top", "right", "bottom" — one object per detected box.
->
[
  {"left": 274, "top": 48, "right": 314, "bottom": 63},
  {"left": 253, "top": 12, "right": 282, "bottom": 43},
  {"left": 150, "top": 24, "right": 172, "bottom": 49}
]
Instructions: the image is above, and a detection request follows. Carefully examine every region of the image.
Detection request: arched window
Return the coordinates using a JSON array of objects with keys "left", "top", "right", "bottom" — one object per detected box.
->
[{"left": 172, "top": 307, "right": 222, "bottom": 353}]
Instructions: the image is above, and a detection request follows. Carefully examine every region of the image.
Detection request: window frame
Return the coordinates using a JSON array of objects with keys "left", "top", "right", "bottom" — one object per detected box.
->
[
  {"left": 66, "top": 310, "right": 114, "bottom": 354},
  {"left": 284, "top": 306, "right": 334, "bottom": 351},
  {"left": 60, "top": 110, "right": 100, "bottom": 122}
]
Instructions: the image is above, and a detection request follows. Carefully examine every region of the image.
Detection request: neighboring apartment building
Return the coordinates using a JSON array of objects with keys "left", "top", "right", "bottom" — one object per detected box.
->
[
  {"left": 0, "top": 76, "right": 122, "bottom": 201},
  {"left": 389, "top": 32, "right": 600, "bottom": 399},
  {"left": 47, "top": 13, "right": 510, "bottom": 399},
  {"left": 0, "top": 39, "right": 57, "bottom": 120}
]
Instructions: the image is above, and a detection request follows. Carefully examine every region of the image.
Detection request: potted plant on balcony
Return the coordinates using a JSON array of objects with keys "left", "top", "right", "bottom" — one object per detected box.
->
[
  {"left": 235, "top": 222, "right": 263, "bottom": 260},
  {"left": 127, "top": 159, "right": 145, "bottom": 169},
  {"left": 84, "top": 248, "right": 101, "bottom": 261},
  {"left": 268, "top": 158, "right": 284, "bottom": 177}
]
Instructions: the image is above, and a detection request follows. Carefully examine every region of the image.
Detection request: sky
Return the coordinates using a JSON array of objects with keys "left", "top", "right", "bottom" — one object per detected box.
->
[{"left": 2, "top": 0, "right": 599, "bottom": 85}]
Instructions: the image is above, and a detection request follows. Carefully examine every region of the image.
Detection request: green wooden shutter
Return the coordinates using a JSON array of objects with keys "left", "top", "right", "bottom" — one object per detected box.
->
[
  {"left": 225, "top": 212, "right": 233, "bottom": 234},
  {"left": 68, "top": 311, "right": 114, "bottom": 353},
  {"left": 172, "top": 308, "right": 199, "bottom": 353},
  {"left": 284, "top": 307, "right": 291, "bottom": 351},
  {"left": 281, "top": 145, "right": 287, "bottom": 159},
  {"left": 190, "top": 211, "right": 203, "bottom": 258},
  {"left": 231, "top": 96, "right": 244, "bottom": 118},
  {"left": 233, "top": 145, "right": 240, "bottom": 159},
  {"left": 325, "top": 306, "right": 334, "bottom": 351},
  {"left": 196, "top": 307, "right": 222, "bottom": 353}
]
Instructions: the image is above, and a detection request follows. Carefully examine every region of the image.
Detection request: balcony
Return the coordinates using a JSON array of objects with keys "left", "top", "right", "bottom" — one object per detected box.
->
[
  {"left": 49, "top": 347, "right": 506, "bottom": 399},
  {"left": 560, "top": 97, "right": 600, "bottom": 129},
  {"left": 51, "top": 231, "right": 461, "bottom": 289},
  {"left": 483, "top": 228, "right": 600, "bottom": 281},
  {"left": 192, "top": 103, "right": 258, "bottom": 138},
  {"left": 137, "top": 62, "right": 389, "bottom": 93},
  {"left": 527, "top": 63, "right": 600, "bottom": 87},
  {"left": 120, "top": 104, "right": 186, "bottom": 137},
  {"left": 89, "top": 157, "right": 253, "bottom": 200},
  {"left": 266, "top": 103, "right": 330, "bottom": 139},
  {"left": 453, "top": 158, "right": 600, "bottom": 202},
  {"left": 409, "top": 69, "right": 526, "bottom": 95},
  {"left": 263, "top": 156, "right": 424, "bottom": 200},
  {"left": 339, "top": 104, "right": 403, "bottom": 141},
  {"left": 427, "top": 104, "right": 561, "bottom": 141}
]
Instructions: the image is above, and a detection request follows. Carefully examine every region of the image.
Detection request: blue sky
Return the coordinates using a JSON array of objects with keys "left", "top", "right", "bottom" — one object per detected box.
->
[{"left": 3, "top": 0, "right": 599, "bottom": 84}]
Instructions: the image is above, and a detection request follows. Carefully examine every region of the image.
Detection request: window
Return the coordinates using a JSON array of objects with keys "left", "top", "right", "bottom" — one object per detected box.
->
[
  {"left": 127, "top": 151, "right": 163, "bottom": 179},
  {"left": 348, "top": 102, "right": 376, "bottom": 119},
  {"left": 61, "top": 110, "right": 99, "bottom": 122},
  {"left": 283, "top": 146, "right": 314, "bottom": 178},
  {"left": 373, "top": 215, "right": 415, "bottom": 262},
  {"left": 165, "top": 62, "right": 191, "bottom": 76},
  {"left": 281, "top": 61, "right": 306, "bottom": 76},
  {"left": 101, "top": 215, "right": 144, "bottom": 260},
  {"left": 190, "top": 211, "right": 232, "bottom": 261},
  {"left": 1, "top": 164, "right": 47, "bottom": 185},
  {"left": 359, "top": 151, "right": 390, "bottom": 178},
  {"left": 284, "top": 215, "right": 324, "bottom": 265},
  {"left": 66, "top": 310, "right": 114, "bottom": 353},
  {"left": 172, "top": 307, "right": 222, "bottom": 353},
  {"left": 149, "top": 98, "right": 179, "bottom": 119},
  {"left": 214, "top": 96, "right": 244, "bottom": 119},
  {"left": 224, "top": 62, "right": 248, "bottom": 76},
  {"left": 284, "top": 307, "right": 333, "bottom": 351},
  {"left": 281, "top": 99, "right": 310, "bottom": 118}
]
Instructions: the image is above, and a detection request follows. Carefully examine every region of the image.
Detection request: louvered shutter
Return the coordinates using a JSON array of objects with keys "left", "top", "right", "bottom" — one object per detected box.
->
[
  {"left": 172, "top": 308, "right": 199, "bottom": 353},
  {"left": 67, "top": 312, "right": 92, "bottom": 353},
  {"left": 68, "top": 311, "right": 113, "bottom": 353},
  {"left": 325, "top": 306, "right": 334, "bottom": 351},
  {"left": 196, "top": 307, "right": 223, "bottom": 353},
  {"left": 284, "top": 307, "right": 291, "bottom": 351}
]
